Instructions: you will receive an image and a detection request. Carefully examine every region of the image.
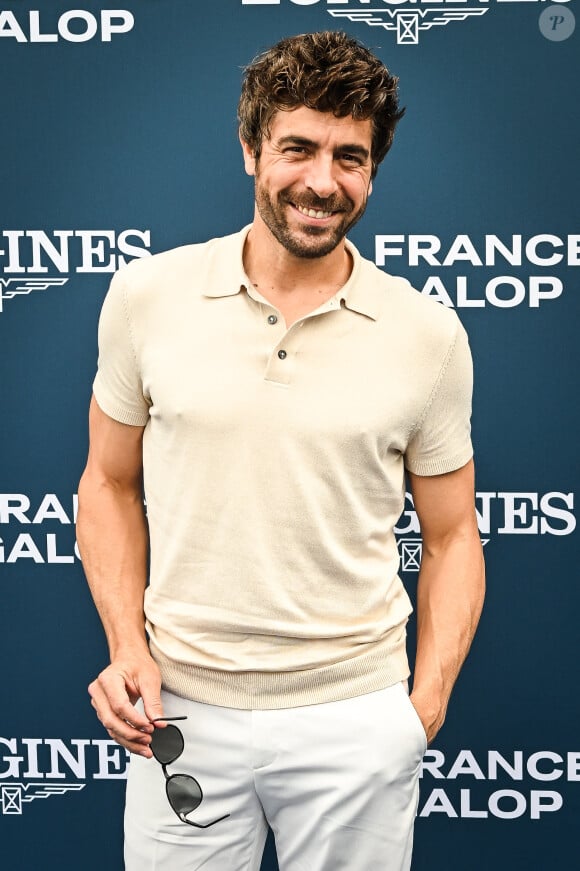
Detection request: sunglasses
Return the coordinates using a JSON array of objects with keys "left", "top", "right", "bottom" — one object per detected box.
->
[{"left": 150, "top": 717, "right": 230, "bottom": 829}]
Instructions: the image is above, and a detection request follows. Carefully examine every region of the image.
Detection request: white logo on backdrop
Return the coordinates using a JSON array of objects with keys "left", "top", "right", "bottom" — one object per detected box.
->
[
  {"left": 375, "top": 233, "right": 579, "bottom": 309},
  {"left": 399, "top": 537, "right": 490, "bottom": 571},
  {"left": 0, "top": 230, "right": 151, "bottom": 314},
  {"left": 328, "top": 6, "right": 487, "bottom": 45},
  {"left": 418, "top": 748, "right": 580, "bottom": 820},
  {"left": 1, "top": 783, "right": 85, "bottom": 815},
  {"left": 0, "top": 736, "right": 129, "bottom": 816},
  {"left": 0, "top": 10, "right": 134, "bottom": 43},
  {"left": 241, "top": 0, "right": 573, "bottom": 46},
  {"left": 396, "top": 490, "right": 576, "bottom": 572},
  {"left": 0, "top": 278, "right": 69, "bottom": 313}
]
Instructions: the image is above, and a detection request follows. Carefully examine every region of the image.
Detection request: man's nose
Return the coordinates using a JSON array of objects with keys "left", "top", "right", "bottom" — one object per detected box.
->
[{"left": 303, "top": 155, "right": 339, "bottom": 200}]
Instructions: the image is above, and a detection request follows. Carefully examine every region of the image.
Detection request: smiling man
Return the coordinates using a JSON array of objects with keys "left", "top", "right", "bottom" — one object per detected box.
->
[
  {"left": 247, "top": 107, "right": 372, "bottom": 258},
  {"left": 77, "top": 31, "right": 484, "bottom": 871}
]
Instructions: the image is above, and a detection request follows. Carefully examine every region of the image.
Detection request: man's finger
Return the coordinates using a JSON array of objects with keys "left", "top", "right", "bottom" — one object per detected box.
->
[
  {"left": 98, "top": 670, "right": 154, "bottom": 732},
  {"left": 89, "top": 676, "right": 153, "bottom": 748},
  {"left": 142, "top": 687, "right": 164, "bottom": 725},
  {"left": 131, "top": 664, "right": 164, "bottom": 725}
]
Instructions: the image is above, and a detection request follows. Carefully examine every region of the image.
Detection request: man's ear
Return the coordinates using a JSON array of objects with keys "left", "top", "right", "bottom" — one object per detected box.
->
[
  {"left": 239, "top": 131, "right": 257, "bottom": 177},
  {"left": 368, "top": 179, "right": 373, "bottom": 196}
]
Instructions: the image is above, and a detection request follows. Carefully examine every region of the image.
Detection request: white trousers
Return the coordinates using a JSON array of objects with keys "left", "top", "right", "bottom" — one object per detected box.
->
[{"left": 124, "top": 683, "right": 427, "bottom": 871}]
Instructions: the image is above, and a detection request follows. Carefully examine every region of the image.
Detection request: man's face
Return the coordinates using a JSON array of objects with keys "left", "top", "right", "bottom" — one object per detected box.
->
[{"left": 241, "top": 106, "right": 374, "bottom": 259}]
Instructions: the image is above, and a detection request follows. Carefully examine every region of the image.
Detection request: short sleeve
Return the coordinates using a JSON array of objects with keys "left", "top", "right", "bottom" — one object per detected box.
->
[
  {"left": 404, "top": 319, "right": 473, "bottom": 476},
  {"left": 92, "top": 270, "right": 151, "bottom": 426}
]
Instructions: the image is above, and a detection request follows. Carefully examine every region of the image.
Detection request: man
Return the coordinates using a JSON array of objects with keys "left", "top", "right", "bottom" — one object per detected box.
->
[{"left": 77, "top": 30, "right": 484, "bottom": 871}]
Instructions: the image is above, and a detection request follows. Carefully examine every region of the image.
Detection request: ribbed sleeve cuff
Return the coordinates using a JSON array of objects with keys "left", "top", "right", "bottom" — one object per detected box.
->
[
  {"left": 93, "top": 376, "right": 150, "bottom": 427},
  {"left": 404, "top": 445, "right": 473, "bottom": 477}
]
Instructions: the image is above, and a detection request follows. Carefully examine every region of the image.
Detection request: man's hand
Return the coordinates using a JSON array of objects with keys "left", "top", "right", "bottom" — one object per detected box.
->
[
  {"left": 89, "top": 650, "right": 164, "bottom": 757},
  {"left": 409, "top": 689, "right": 446, "bottom": 746}
]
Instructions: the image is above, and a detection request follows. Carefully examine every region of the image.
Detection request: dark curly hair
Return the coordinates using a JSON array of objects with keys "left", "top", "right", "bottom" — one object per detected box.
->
[{"left": 238, "top": 31, "right": 404, "bottom": 178}]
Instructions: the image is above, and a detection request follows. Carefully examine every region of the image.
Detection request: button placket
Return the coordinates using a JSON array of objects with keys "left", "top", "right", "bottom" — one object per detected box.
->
[{"left": 263, "top": 321, "right": 302, "bottom": 384}]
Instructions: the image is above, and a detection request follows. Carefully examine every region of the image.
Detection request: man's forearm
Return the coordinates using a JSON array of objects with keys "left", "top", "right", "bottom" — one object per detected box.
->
[
  {"left": 410, "top": 529, "right": 485, "bottom": 742},
  {"left": 78, "top": 402, "right": 163, "bottom": 753},
  {"left": 77, "top": 471, "right": 150, "bottom": 658}
]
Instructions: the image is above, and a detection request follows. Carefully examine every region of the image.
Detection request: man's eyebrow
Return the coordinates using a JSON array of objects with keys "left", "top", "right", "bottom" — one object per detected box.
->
[
  {"left": 335, "top": 143, "right": 370, "bottom": 161},
  {"left": 276, "top": 135, "right": 318, "bottom": 149},
  {"left": 276, "top": 135, "right": 370, "bottom": 160}
]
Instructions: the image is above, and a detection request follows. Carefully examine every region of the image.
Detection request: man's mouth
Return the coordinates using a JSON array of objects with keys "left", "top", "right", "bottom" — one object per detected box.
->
[{"left": 295, "top": 204, "right": 336, "bottom": 219}]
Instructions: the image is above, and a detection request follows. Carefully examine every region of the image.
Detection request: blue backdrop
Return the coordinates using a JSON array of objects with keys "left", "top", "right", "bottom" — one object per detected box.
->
[{"left": 1, "top": 1, "right": 578, "bottom": 868}]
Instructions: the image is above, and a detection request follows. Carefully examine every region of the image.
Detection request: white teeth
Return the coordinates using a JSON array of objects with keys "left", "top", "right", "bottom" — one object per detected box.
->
[{"left": 297, "top": 205, "right": 332, "bottom": 219}]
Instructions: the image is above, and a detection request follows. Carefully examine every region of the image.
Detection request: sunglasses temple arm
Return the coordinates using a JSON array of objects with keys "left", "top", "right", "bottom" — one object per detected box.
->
[{"left": 181, "top": 812, "right": 231, "bottom": 828}]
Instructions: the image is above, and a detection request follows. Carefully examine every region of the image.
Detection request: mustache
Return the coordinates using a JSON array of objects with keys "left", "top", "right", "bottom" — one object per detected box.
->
[{"left": 283, "top": 191, "right": 351, "bottom": 212}]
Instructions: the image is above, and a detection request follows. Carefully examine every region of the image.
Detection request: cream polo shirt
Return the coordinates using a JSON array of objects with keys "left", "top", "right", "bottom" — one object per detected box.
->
[{"left": 93, "top": 226, "right": 474, "bottom": 709}]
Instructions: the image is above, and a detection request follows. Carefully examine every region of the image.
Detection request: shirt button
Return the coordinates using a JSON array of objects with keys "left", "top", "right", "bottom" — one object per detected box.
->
[
  {"left": 267, "top": 314, "right": 278, "bottom": 325},
  {"left": 277, "top": 349, "right": 287, "bottom": 360}
]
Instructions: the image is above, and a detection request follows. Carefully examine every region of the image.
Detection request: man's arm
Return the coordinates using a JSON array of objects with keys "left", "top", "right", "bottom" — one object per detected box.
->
[
  {"left": 407, "top": 458, "right": 485, "bottom": 744},
  {"left": 77, "top": 396, "right": 163, "bottom": 757}
]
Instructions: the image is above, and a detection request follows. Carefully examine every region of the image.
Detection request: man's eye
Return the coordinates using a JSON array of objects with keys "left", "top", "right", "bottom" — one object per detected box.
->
[
  {"left": 340, "top": 153, "right": 362, "bottom": 165},
  {"left": 284, "top": 146, "right": 307, "bottom": 154}
]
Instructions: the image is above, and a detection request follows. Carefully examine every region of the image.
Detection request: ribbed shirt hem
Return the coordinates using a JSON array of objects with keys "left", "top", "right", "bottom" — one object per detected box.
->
[{"left": 150, "top": 634, "right": 410, "bottom": 710}]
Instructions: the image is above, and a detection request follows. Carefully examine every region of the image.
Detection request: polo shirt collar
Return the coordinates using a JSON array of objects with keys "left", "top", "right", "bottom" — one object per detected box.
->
[{"left": 202, "top": 224, "right": 381, "bottom": 321}]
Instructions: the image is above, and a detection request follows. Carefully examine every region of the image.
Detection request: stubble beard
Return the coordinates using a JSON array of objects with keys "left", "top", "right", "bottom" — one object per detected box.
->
[{"left": 254, "top": 179, "right": 368, "bottom": 260}]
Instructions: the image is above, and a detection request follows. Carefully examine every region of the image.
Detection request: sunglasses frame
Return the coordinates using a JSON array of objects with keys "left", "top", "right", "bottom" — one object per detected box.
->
[{"left": 150, "top": 717, "right": 230, "bottom": 829}]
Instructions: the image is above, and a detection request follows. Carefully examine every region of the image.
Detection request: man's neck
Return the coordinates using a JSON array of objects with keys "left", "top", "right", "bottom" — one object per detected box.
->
[{"left": 242, "top": 218, "right": 352, "bottom": 325}]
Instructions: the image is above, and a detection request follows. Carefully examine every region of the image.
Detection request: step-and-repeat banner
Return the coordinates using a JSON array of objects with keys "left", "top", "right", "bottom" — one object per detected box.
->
[{"left": 1, "top": 2, "right": 578, "bottom": 869}]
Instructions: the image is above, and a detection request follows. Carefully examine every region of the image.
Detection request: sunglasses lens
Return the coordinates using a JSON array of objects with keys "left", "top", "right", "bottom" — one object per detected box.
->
[
  {"left": 166, "top": 774, "right": 203, "bottom": 815},
  {"left": 151, "top": 724, "right": 184, "bottom": 765}
]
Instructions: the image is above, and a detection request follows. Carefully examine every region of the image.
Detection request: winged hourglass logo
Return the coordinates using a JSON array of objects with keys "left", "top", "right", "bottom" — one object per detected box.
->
[
  {"left": 0, "top": 278, "right": 69, "bottom": 314},
  {"left": 329, "top": 7, "right": 489, "bottom": 45},
  {"left": 1, "top": 782, "right": 85, "bottom": 815}
]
